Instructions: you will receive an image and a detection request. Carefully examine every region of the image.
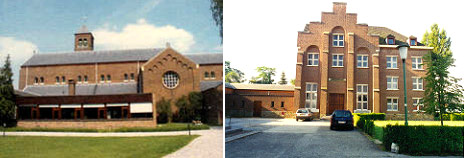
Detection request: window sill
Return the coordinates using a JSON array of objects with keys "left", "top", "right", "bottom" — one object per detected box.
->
[
  {"left": 386, "top": 89, "right": 399, "bottom": 91},
  {"left": 413, "top": 69, "right": 424, "bottom": 71},
  {"left": 387, "top": 110, "right": 398, "bottom": 112},
  {"left": 412, "top": 89, "right": 424, "bottom": 91},
  {"left": 357, "top": 67, "right": 369, "bottom": 69},
  {"left": 386, "top": 68, "right": 399, "bottom": 70},
  {"left": 332, "top": 66, "right": 344, "bottom": 68},
  {"left": 306, "top": 65, "right": 319, "bottom": 67},
  {"left": 332, "top": 46, "right": 344, "bottom": 48}
]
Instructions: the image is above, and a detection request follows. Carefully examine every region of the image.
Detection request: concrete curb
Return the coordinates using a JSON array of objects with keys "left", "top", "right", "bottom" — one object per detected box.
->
[{"left": 225, "top": 130, "right": 261, "bottom": 143}]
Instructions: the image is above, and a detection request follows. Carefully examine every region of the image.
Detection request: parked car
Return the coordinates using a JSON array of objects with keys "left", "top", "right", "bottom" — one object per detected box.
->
[
  {"left": 330, "top": 110, "right": 354, "bottom": 130},
  {"left": 296, "top": 108, "right": 313, "bottom": 121}
]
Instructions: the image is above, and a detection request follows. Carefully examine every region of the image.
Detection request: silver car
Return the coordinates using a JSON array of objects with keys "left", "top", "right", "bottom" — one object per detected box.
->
[{"left": 296, "top": 108, "right": 313, "bottom": 121}]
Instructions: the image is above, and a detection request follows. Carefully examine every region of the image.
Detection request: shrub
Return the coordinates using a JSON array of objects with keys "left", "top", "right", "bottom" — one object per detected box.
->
[
  {"left": 354, "top": 113, "right": 385, "bottom": 129},
  {"left": 434, "top": 113, "right": 464, "bottom": 121},
  {"left": 383, "top": 125, "right": 464, "bottom": 155}
]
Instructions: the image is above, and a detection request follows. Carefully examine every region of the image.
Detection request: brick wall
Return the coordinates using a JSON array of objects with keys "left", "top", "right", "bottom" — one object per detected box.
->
[{"left": 17, "top": 119, "right": 156, "bottom": 129}]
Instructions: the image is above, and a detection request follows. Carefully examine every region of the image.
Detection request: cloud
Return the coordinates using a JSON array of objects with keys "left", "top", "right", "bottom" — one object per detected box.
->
[
  {"left": 0, "top": 36, "right": 38, "bottom": 88},
  {"left": 93, "top": 18, "right": 195, "bottom": 52}
]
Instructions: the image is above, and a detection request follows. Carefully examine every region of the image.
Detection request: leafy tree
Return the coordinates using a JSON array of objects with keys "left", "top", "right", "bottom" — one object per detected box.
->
[
  {"left": 210, "top": 0, "right": 223, "bottom": 41},
  {"left": 290, "top": 79, "right": 295, "bottom": 85},
  {"left": 225, "top": 61, "right": 245, "bottom": 83},
  {"left": 422, "top": 24, "right": 464, "bottom": 126},
  {"left": 156, "top": 98, "right": 172, "bottom": 123},
  {"left": 249, "top": 66, "right": 276, "bottom": 84},
  {"left": 0, "top": 54, "right": 15, "bottom": 127},
  {"left": 278, "top": 72, "right": 288, "bottom": 85},
  {"left": 188, "top": 92, "right": 203, "bottom": 120},
  {"left": 175, "top": 95, "right": 190, "bottom": 122}
]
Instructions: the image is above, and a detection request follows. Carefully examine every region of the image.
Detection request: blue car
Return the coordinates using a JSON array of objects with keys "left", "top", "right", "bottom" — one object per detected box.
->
[{"left": 330, "top": 110, "right": 354, "bottom": 130}]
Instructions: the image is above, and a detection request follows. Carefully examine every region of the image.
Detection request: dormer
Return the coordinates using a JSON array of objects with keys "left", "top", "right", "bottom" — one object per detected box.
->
[
  {"left": 74, "top": 25, "right": 94, "bottom": 51},
  {"left": 386, "top": 34, "right": 395, "bottom": 45},
  {"left": 408, "top": 35, "right": 417, "bottom": 46}
]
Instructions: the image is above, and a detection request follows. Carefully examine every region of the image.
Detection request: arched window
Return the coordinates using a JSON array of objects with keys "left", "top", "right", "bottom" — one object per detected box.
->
[
  {"left": 40, "top": 77, "right": 44, "bottom": 84},
  {"left": 210, "top": 71, "right": 215, "bottom": 79},
  {"left": 204, "top": 72, "right": 209, "bottom": 79},
  {"left": 84, "top": 75, "right": 88, "bottom": 83},
  {"left": 55, "top": 76, "right": 60, "bottom": 84},
  {"left": 163, "top": 71, "right": 179, "bottom": 89},
  {"left": 62, "top": 76, "right": 66, "bottom": 84},
  {"left": 77, "top": 76, "right": 82, "bottom": 83},
  {"left": 100, "top": 75, "right": 105, "bottom": 83},
  {"left": 83, "top": 39, "right": 88, "bottom": 47},
  {"left": 124, "top": 73, "right": 128, "bottom": 81},
  {"left": 130, "top": 73, "right": 135, "bottom": 81},
  {"left": 78, "top": 39, "right": 83, "bottom": 47},
  {"left": 34, "top": 77, "right": 39, "bottom": 85},
  {"left": 107, "top": 75, "right": 111, "bottom": 82}
]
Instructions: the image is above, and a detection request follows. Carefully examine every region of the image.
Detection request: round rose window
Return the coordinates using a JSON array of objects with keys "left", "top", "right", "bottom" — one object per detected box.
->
[{"left": 163, "top": 71, "right": 179, "bottom": 89}]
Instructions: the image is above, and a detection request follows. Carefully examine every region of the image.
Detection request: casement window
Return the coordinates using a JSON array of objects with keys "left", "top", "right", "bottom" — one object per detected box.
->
[
  {"left": 100, "top": 75, "right": 105, "bottom": 83},
  {"left": 386, "top": 56, "right": 398, "bottom": 69},
  {"left": 204, "top": 72, "right": 209, "bottom": 79},
  {"left": 410, "top": 39, "right": 417, "bottom": 46},
  {"left": 357, "top": 54, "right": 368, "bottom": 68},
  {"left": 356, "top": 84, "right": 368, "bottom": 110},
  {"left": 130, "top": 73, "right": 135, "bottom": 81},
  {"left": 211, "top": 71, "right": 216, "bottom": 79},
  {"left": 386, "top": 76, "right": 399, "bottom": 90},
  {"left": 412, "top": 57, "right": 423, "bottom": 70},
  {"left": 412, "top": 77, "right": 423, "bottom": 90},
  {"left": 387, "top": 38, "right": 395, "bottom": 45},
  {"left": 62, "top": 76, "right": 66, "bottom": 84},
  {"left": 84, "top": 75, "right": 88, "bottom": 83},
  {"left": 332, "top": 34, "right": 344, "bottom": 47},
  {"left": 332, "top": 54, "right": 344, "bottom": 67},
  {"left": 307, "top": 53, "right": 319, "bottom": 66},
  {"left": 55, "top": 76, "right": 60, "bottom": 84},
  {"left": 271, "top": 101, "right": 275, "bottom": 107},
  {"left": 77, "top": 76, "right": 82, "bottom": 83},
  {"left": 124, "top": 74, "right": 128, "bottom": 82},
  {"left": 281, "top": 101, "right": 284, "bottom": 108},
  {"left": 387, "top": 98, "right": 399, "bottom": 111},
  {"left": 413, "top": 98, "right": 424, "bottom": 112},
  {"left": 305, "top": 83, "right": 318, "bottom": 109}
]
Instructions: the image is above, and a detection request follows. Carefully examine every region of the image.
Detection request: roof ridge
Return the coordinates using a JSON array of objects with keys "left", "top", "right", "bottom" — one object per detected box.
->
[{"left": 32, "top": 48, "right": 162, "bottom": 56}]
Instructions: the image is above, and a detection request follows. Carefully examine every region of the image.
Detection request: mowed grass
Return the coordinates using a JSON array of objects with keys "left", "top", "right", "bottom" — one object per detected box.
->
[
  {"left": 372, "top": 121, "right": 464, "bottom": 141},
  {"left": 0, "top": 135, "right": 199, "bottom": 158},
  {"left": 3, "top": 123, "right": 209, "bottom": 132}
]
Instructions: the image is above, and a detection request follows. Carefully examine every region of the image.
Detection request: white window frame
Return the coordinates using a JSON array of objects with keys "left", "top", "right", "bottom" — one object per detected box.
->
[
  {"left": 412, "top": 56, "right": 423, "bottom": 70},
  {"left": 357, "top": 54, "right": 368, "bottom": 68},
  {"left": 412, "top": 77, "right": 423, "bottom": 90},
  {"left": 332, "top": 34, "right": 344, "bottom": 47},
  {"left": 332, "top": 54, "right": 344, "bottom": 67},
  {"left": 386, "top": 76, "right": 399, "bottom": 90},
  {"left": 307, "top": 53, "right": 319, "bottom": 66},
  {"left": 412, "top": 97, "right": 424, "bottom": 112},
  {"left": 305, "top": 83, "right": 318, "bottom": 110},
  {"left": 387, "top": 97, "right": 399, "bottom": 111},
  {"left": 386, "top": 55, "right": 398, "bottom": 69},
  {"left": 356, "top": 84, "right": 369, "bottom": 110}
]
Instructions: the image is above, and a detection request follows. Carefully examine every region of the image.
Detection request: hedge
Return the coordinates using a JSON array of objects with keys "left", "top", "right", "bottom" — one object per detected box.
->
[
  {"left": 435, "top": 113, "right": 464, "bottom": 121},
  {"left": 353, "top": 113, "right": 385, "bottom": 129},
  {"left": 383, "top": 125, "right": 464, "bottom": 155}
]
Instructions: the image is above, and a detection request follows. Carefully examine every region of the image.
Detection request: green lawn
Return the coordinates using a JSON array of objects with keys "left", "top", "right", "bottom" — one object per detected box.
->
[
  {"left": 2, "top": 123, "right": 209, "bottom": 132},
  {"left": 0, "top": 135, "right": 199, "bottom": 158},
  {"left": 372, "top": 121, "right": 464, "bottom": 141}
]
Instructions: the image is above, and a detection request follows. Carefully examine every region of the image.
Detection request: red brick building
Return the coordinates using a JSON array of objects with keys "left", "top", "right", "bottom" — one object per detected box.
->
[
  {"left": 295, "top": 2, "right": 431, "bottom": 118},
  {"left": 15, "top": 25, "right": 223, "bottom": 128}
]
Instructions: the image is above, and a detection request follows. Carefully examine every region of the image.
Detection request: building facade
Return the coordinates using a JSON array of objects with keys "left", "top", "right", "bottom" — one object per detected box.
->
[
  {"left": 295, "top": 2, "right": 432, "bottom": 118},
  {"left": 15, "top": 25, "right": 223, "bottom": 128}
]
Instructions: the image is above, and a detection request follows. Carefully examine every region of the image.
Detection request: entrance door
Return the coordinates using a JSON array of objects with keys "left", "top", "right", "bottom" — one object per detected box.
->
[
  {"left": 253, "top": 101, "right": 262, "bottom": 117},
  {"left": 328, "top": 93, "right": 344, "bottom": 115}
]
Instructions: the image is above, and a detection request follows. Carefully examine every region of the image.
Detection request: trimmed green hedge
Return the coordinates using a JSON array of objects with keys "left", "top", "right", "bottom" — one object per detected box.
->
[
  {"left": 383, "top": 125, "right": 464, "bottom": 155},
  {"left": 434, "top": 113, "right": 464, "bottom": 121},
  {"left": 353, "top": 113, "right": 385, "bottom": 129},
  {"left": 2, "top": 123, "right": 209, "bottom": 132}
]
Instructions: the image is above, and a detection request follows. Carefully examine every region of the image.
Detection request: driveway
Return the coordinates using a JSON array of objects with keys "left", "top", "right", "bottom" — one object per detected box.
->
[{"left": 226, "top": 118, "right": 453, "bottom": 158}]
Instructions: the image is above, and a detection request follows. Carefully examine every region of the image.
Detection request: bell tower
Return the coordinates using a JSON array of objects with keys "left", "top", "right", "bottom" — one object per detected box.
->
[{"left": 74, "top": 25, "right": 94, "bottom": 51}]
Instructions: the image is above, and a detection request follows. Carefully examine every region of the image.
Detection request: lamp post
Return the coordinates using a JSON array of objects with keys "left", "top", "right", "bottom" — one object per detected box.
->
[{"left": 397, "top": 43, "right": 409, "bottom": 126}]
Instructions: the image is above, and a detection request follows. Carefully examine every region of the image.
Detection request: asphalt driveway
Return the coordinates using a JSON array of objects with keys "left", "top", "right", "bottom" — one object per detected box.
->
[{"left": 226, "top": 118, "right": 438, "bottom": 158}]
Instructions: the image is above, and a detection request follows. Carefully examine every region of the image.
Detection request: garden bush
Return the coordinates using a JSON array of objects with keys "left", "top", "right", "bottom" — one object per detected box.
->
[
  {"left": 434, "top": 113, "right": 464, "bottom": 121},
  {"left": 353, "top": 113, "right": 385, "bottom": 129},
  {"left": 383, "top": 125, "right": 464, "bottom": 155}
]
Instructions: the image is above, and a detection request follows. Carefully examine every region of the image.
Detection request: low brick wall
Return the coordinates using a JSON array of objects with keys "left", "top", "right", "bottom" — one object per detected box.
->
[
  {"left": 386, "top": 113, "right": 434, "bottom": 121},
  {"left": 226, "top": 110, "right": 253, "bottom": 117},
  {"left": 17, "top": 119, "right": 156, "bottom": 129},
  {"left": 262, "top": 111, "right": 295, "bottom": 118}
]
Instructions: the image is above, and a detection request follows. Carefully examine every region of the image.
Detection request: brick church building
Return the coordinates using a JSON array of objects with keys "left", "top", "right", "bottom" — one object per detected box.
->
[
  {"left": 14, "top": 25, "right": 223, "bottom": 128},
  {"left": 226, "top": 2, "right": 432, "bottom": 119}
]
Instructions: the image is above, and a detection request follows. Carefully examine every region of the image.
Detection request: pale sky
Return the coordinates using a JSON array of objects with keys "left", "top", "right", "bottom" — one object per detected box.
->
[{"left": 224, "top": 0, "right": 465, "bottom": 87}]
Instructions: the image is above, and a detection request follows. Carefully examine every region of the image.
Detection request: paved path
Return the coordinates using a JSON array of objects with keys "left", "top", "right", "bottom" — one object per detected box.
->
[
  {"left": 226, "top": 118, "right": 460, "bottom": 158},
  {"left": 165, "top": 126, "right": 223, "bottom": 158}
]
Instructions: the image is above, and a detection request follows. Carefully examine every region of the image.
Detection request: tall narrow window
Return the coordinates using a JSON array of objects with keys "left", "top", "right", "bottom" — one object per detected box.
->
[
  {"left": 210, "top": 71, "right": 216, "bottom": 79},
  {"left": 305, "top": 83, "right": 318, "bottom": 109},
  {"left": 271, "top": 101, "right": 274, "bottom": 107},
  {"left": 39, "top": 77, "right": 44, "bottom": 85},
  {"left": 55, "top": 76, "right": 60, "bottom": 84},
  {"left": 386, "top": 76, "right": 399, "bottom": 90},
  {"left": 387, "top": 98, "right": 398, "bottom": 111},
  {"left": 204, "top": 72, "right": 209, "bottom": 79},
  {"left": 130, "top": 73, "right": 135, "bottom": 81},
  {"left": 107, "top": 75, "right": 111, "bottom": 82},
  {"left": 332, "top": 54, "right": 344, "bottom": 67},
  {"left": 307, "top": 53, "right": 319, "bottom": 66},
  {"left": 78, "top": 39, "right": 83, "bottom": 47},
  {"left": 356, "top": 84, "right": 368, "bottom": 110},
  {"left": 84, "top": 75, "right": 88, "bottom": 83},
  {"left": 357, "top": 54, "right": 368, "bottom": 68},
  {"left": 412, "top": 57, "right": 423, "bottom": 70},
  {"left": 241, "top": 100, "right": 245, "bottom": 108},
  {"left": 100, "top": 75, "right": 105, "bottom": 83},
  {"left": 332, "top": 34, "right": 344, "bottom": 47},
  {"left": 281, "top": 101, "right": 284, "bottom": 108},
  {"left": 83, "top": 39, "right": 88, "bottom": 47},
  {"left": 386, "top": 56, "right": 398, "bottom": 69},
  {"left": 77, "top": 76, "right": 82, "bottom": 83},
  {"left": 413, "top": 98, "right": 424, "bottom": 112},
  {"left": 62, "top": 76, "right": 66, "bottom": 84},
  {"left": 124, "top": 74, "right": 128, "bottom": 82},
  {"left": 413, "top": 77, "right": 423, "bottom": 90},
  {"left": 34, "top": 77, "right": 38, "bottom": 85}
]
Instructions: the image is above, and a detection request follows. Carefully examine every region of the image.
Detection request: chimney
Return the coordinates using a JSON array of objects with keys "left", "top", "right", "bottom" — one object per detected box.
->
[
  {"left": 68, "top": 79, "right": 76, "bottom": 96},
  {"left": 333, "top": 2, "right": 347, "bottom": 14}
]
